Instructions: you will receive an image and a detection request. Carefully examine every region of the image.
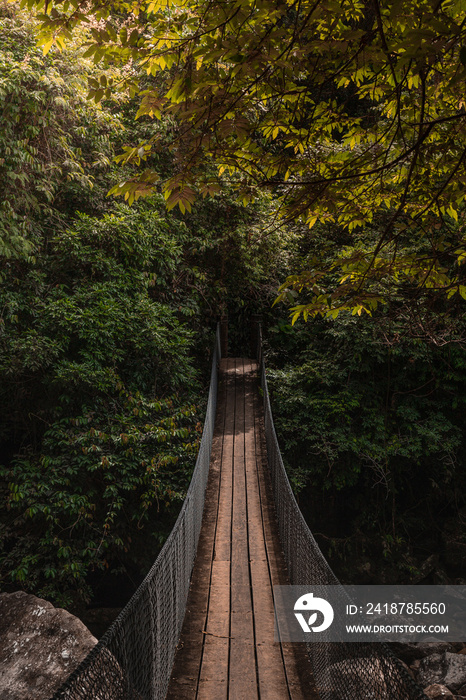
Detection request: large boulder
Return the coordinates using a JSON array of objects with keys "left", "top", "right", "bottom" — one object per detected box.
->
[
  {"left": 391, "top": 642, "right": 454, "bottom": 664},
  {"left": 418, "top": 652, "right": 466, "bottom": 694},
  {"left": 0, "top": 591, "right": 97, "bottom": 699},
  {"left": 443, "top": 653, "right": 466, "bottom": 693},
  {"left": 423, "top": 684, "right": 455, "bottom": 699}
]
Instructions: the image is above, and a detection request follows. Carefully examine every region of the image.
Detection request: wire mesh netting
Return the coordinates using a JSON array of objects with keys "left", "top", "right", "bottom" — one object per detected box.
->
[
  {"left": 49, "top": 327, "right": 221, "bottom": 700},
  {"left": 258, "top": 338, "right": 427, "bottom": 700},
  {"left": 48, "top": 323, "right": 429, "bottom": 699}
]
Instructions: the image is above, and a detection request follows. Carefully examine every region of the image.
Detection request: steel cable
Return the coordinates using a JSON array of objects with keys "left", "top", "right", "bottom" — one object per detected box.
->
[
  {"left": 48, "top": 325, "right": 427, "bottom": 699},
  {"left": 49, "top": 327, "right": 221, "bottom": 700},
  {"left": 258, "top": 329, "right": 427, "bottom": 700}
]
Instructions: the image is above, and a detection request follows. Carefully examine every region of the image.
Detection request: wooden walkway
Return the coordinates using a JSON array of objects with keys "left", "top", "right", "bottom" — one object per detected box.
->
[{"left": 166, "top": 359, "right": 318, "bottom": 700}]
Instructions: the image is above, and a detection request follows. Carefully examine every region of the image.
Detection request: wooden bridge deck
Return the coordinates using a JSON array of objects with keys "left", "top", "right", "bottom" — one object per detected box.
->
[{"left": 166, "top": 359, "right": 318, "bottom": 700}]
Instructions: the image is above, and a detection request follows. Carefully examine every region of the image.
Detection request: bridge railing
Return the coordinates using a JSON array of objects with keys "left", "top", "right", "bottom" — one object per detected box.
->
[
  {"left": 50, "top": 326, "right": 222, "bottom": 700},
  {"left": 258, "top": 328, "right": 427, "bottom": 700}
]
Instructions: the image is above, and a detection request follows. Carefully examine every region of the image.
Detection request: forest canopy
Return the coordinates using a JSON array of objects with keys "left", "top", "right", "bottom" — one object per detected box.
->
[
  {"left": 1, "top": 1, "right": 465, "bottom": 609},
  {"left": 19, "top": 0, "right": 466, "bottom": 320}
]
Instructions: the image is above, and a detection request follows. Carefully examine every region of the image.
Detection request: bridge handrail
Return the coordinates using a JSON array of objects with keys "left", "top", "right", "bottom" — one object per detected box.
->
[
  {"left": 49, "top": 325, "right": 222, "bottom": 700},
  {"left": 258, "top": 328, "right": 427, "bottom": 700},
  {"left": 48, "top": 321, "right": 428, "bottom": 700}
]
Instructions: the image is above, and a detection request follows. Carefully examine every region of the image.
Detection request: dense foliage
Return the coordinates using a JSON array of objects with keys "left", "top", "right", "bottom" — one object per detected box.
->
[
  {"left": 0, "top": 5, "right": 124, "bottom": 258},
  {"left": 27, "top": 0, "right": 466, "bottom": 316},
  {"left": 0, "top": 203, "right": 203, "bottom": 606},
  {"left": 266, "top": 315, "right": 466, "bottom": 584},
  {"left": 0, "top": 5, "right": 286, "bottom": 608},
  {"left": 1, "top": 1, "right": 465, "bottom": 616}
]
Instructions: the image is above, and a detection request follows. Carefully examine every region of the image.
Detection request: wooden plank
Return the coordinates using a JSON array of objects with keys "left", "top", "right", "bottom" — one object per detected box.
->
[
  {"left": 166, "top": 362, "right": 229, "bottom": 700},
  {"left": 197, "top": 679, "right": 228, "bottom": 700},
  {"left": 195, "top": 362, "right": 233, "bottom": 699},
  {"left": 252, "top": 382, "right": 320, "bottom": 700},
  {"left": 197, "top": 639, "right": 229, "bottom": 687},
  {"left": 230, "top": 360, "right": 249, "bottom": 589},
  {"left": 205, "top": 560, "right": 230, "bottom": 637},
  {"left": 231, "top": 583, "right": 252, "bottom": 614},
  {"left": 168, "top": 358, "right": 320, "bottom": 700},
  {"left": 249, "top": 560, "right": 275, "bottom": 644},
  {"left": 256, "top": 643, "right": 290, "bottom": 700},
  {"left": 248, "top": 398, "right": 292, "bottom": 700},
  {"left": 244, "top": 361, "right": 268, "bottom": 565},
  {"left": 282, "top": 642, "right": 319, "bottom": 700},
  {"left": 229, "top": 639, "right": 258, "bottom": 700},
  {"left": 165, "top": 608, "right": 207, "bottom": 698},
  {"left": 228, "top": 358, "right": 258, "bottom": 698},
  {"left": 213, "top": 358, "right": 235, "bottom": 563}
]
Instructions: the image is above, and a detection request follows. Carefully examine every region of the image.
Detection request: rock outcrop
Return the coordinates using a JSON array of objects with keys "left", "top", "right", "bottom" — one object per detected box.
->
[
  {"left": 391, "top": 641, "right": 455, "bottom": 664},
  {"left": 418, "top": 652, "right": 466, "bottom": 694},
  {"left": 0, "top": 591, "right": 97, "bottom": 699},
  {"left": 423, "top": 684, "right": 455, "bottom": 699}
]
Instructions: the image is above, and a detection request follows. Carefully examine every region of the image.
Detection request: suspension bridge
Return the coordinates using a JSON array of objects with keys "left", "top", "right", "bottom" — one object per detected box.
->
[{"left": 50, "top": 324, "right": 427, "bottom": 700}]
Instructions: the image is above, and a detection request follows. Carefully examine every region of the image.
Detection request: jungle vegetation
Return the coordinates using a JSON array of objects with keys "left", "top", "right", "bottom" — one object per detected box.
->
[{"left": 0, "top": 0, "right": 465, "bottom": 614}]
